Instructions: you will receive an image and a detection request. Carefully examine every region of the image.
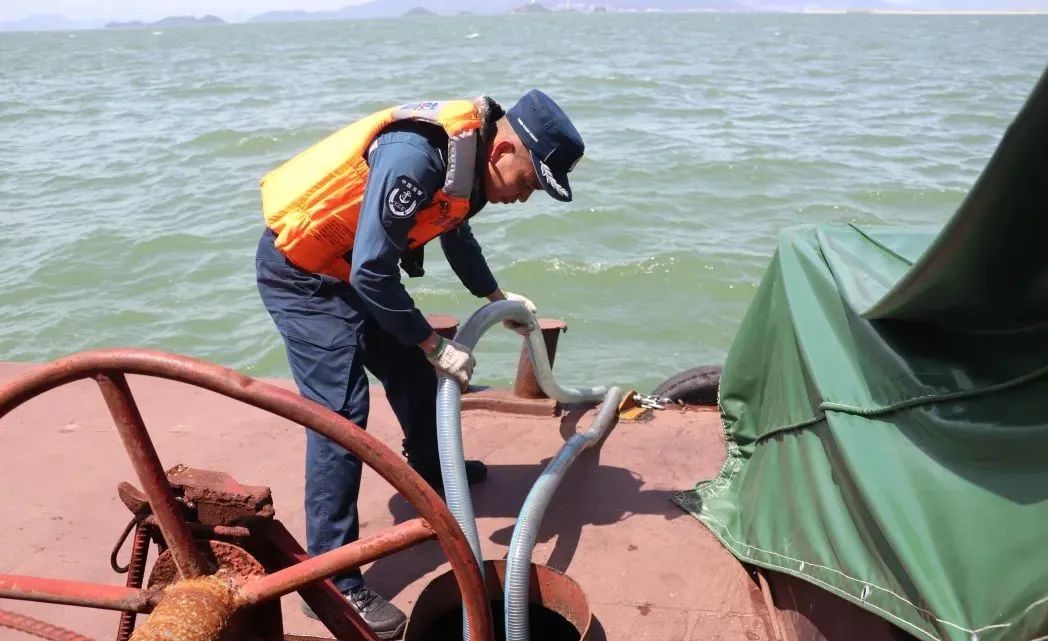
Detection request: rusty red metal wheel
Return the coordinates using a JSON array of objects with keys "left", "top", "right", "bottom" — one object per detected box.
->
[{"left": 0, "top": 348, "right": 493, "bottom": 641}]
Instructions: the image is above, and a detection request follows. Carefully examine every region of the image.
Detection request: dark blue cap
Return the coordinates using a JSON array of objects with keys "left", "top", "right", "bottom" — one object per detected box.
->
[{"left": 507, "top": 89, "right": 584, "bottom": 202}]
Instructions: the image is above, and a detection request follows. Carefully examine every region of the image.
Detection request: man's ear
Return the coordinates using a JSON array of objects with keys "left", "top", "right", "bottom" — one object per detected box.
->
[{"left": 489, "top": 139, "right": 516, "bottom": 163}]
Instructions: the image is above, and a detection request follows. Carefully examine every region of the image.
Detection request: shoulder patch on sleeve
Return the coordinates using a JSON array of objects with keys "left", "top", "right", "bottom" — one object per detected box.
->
[{"left": 386, "top": 175, "right": 427, "bottom": 219}]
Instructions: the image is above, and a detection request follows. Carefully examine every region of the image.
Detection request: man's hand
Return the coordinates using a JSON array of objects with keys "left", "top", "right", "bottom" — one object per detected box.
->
[
  {"left": 423, "top": 336, "right": 475, "bottom": 391},
  {"left": 486, "top": 289, "right": 537, "bottom": 335},
  {"left": 502, "top": 291, "right": 537, "bottom": 336}
]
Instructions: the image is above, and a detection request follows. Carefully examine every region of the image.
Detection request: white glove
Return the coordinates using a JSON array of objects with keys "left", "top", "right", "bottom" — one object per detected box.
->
[
  {"left": 425, "top": 337, "right": 476, "bottom": 392},
  {"left": 503, "top": 291, "right": 537, "bottom": 336}
]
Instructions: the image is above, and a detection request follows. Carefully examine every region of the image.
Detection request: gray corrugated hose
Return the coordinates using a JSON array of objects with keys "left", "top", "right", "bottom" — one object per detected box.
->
[
  {"left": 504, "top": 386, "right": 623, "bottom": 641},
  {"left": 435, "top": 300, "right": 609, "bottom": 640}
]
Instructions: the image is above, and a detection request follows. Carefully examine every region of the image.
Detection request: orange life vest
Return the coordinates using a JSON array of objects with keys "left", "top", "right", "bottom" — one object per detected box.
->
[{"left": 260, "top": 100, "right": 484, "bottom": 281}]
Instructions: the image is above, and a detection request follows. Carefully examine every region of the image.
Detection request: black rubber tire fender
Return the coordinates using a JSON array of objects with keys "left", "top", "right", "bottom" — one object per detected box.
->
[{"left": 651, "top": 364, "right": 722, "bottom": 406}]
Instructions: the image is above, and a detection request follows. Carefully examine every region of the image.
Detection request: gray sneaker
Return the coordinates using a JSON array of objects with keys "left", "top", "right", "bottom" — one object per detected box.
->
[{"left": 301, "top": 585, "right": 407, "bottom": 640}]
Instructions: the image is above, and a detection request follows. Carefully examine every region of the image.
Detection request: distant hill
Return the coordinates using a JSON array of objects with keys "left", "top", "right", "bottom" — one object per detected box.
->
[
  {"left": 6, "top": 0, "right": 1048, "bottom": 32},
  {"left": 251, "top": 0, "right": 522, "bottom": 22},
  {"left": 105, "top": 15, "right": 225, "bottom": 29},
  {"left": 616, "top": 0, "right": 746, "bottom": 9},
  {"left": 242, "top": 0, "right": 1048, "bottom": 22},
  {"left": 511, "top": 3, "right": 554, "bottom": 13},
  {"left": 737, "top": 0, "right": 889, "bottom": 7},
  {"left": 156, "top": 15, "right": 225, "bottom": 26},
  {"left": 404, "top": 7, "right": 439, "bottom": 15}
]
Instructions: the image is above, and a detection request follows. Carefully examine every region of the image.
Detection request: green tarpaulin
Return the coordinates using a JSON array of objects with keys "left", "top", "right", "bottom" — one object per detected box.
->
[{"left": 676, "top": 67, "right": 1048, "bottom": 641}]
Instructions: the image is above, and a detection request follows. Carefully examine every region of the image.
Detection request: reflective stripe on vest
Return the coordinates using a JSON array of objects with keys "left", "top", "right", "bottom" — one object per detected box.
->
[{"left": 260, "top": 100, "right": 482, "bottom": 281}]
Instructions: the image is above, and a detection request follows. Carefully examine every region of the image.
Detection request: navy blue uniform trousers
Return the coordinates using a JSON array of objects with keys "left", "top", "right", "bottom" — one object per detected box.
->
[{"left": 255, "top": 229, "right": 438, "bottom": 592}]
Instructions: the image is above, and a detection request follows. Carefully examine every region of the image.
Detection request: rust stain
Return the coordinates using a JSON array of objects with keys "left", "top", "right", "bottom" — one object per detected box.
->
[
  {"left": 166, "top": 466, "right": 275, "bottom": 525},
  {"left": 148, "top": 541, "right": 265, "bottom": 591},
  {"left": 638, "top": 602, "right": 652, "bottom": 616},
  {"left": 628, "top": 544, "right": 639, "bottom": 552},
  {"left": 115, "top": 523, "right": 153, "bottom": 641},
  {"left": 0, "top": 607, "right": 99, "bottom": 641},
  {"left": 131, "top": 576, "right": 237, "bottom": 641}
]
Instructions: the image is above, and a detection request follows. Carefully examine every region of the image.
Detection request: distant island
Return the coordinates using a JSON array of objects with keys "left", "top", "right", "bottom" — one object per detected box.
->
[
  {"left": 104, "top": 15, "right": 225, "bottom": 29},
  {"left": 511, "top": 2, "right": 554, "bottom": 12},
  {"left": 4, "top": 1, "right": 1048, "bottom": 32},
  {"left": 242, "top": 0, "right": 1048, "bottom": 22}
]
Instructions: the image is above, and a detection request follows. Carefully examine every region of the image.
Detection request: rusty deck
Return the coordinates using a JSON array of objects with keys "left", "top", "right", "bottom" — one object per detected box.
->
[{"left": 0, "top": 359, "right": 778, "bottom": 640}]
